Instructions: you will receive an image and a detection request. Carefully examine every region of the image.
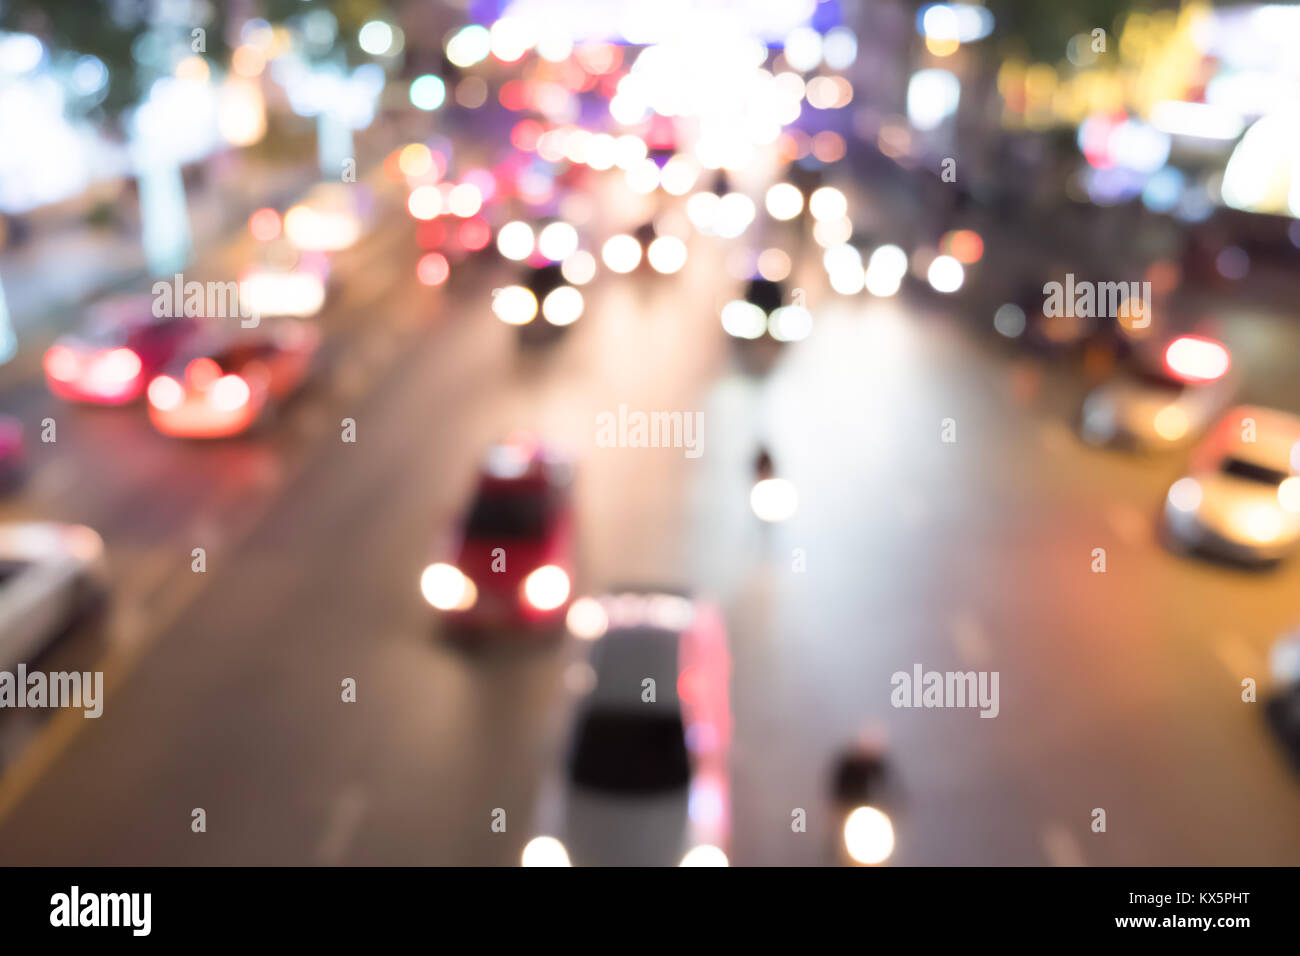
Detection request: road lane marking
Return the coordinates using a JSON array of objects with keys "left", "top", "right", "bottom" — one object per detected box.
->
[
  {"left": 951, "top": 611, "right": 990, "bottom": 665},
  {"left": 316, "top": 785, "right": 369, "bottom": 864},
  {"left": 1040, "top": 822, "right": 1086, "bottom": 867}
]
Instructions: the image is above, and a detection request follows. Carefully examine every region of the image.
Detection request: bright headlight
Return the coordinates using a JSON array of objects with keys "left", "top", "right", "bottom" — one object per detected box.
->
[
  {"left": 521, "top": 836, "right": 571, "bottom": 867},
  {"left": 523, "top": 565, "right": 570, "bottom": 611},
  {"left": 680, "top": 845, "right": 729, "bottom": 867},
  {"left": 843, "top": 806, "right": 894, "bottom": 865},
  {"left": 420, "top": 563, "right": 477, "bottom": 611}
]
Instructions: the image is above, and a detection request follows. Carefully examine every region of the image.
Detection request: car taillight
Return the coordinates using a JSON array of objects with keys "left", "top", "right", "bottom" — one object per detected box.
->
[
  {"left": 1164, "top": 335, "right": 1230, "bottom": 383},
  {"left": 522, "top": 565, "right": 570, "bottom": 611},
  {"left": 99, "top": 347, "right": 143, "bottom": 383},
  {"left": 186, "top": 356, "right": 221, "bottom": 389},
  {"left": 147, "top": 375, "right": 185, "bottom": 411},
  {"left": 210, "top": 374, "right": 251, "bottom": 411},
  {"left": 43, "top": 345, "right": 79, "bottom": 382}
]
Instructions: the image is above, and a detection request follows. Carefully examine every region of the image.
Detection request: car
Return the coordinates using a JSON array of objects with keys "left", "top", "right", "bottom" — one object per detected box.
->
[
  {"left": 1163, "top": 405, "right": 1300, "bottom": 564},
  {"left": 43, "top": 296, "right": 200, "bottom": 405},
  {"left": 720, "top": 276, "right": 811, "bottom": 345},
  {"left": 828, "top": 734, "right": 896, "bottom": 866},
  {"left": 1265, "top": 628, "right": 1300, "bottom": 770},
  {"left": 522, "top": 591, "right": 731, "bottom": 866},
  {"left": 0, "top": 522, "right": 108, "bottom": 671},
  {"left": 0, "top": 416, "right": 26, "bottom": 493},
  {"left": 419, "top": 438, "right": 575, "bottom": 631},
  {"left": 145, "top": 319, "right": 320, "bottom": 439},
  {"left": 239, "top": 240, "right": 329, "bottom": 320},
  {"left": 1080, "top": 334, "right": 1236, "bottom": 450}
]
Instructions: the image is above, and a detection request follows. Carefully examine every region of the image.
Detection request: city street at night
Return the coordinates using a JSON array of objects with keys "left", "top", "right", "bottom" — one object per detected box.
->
[{"left": 0, "top": 0, "right": 1298, "bottom": 919}]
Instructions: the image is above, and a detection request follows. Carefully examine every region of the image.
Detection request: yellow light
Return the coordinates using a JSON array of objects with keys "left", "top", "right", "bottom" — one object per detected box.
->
[
  {"left": 1152, "top": 405, "right": 1189, "bottom": 442},
  {"left": 399, "top": 143, "right": 433, "bottom": 178},
  {"left": 1279, "top": 477, "right": 1300, "bottom": 514},
  {"left": 1243, "top": 506, "right": 1282, "bottom": 544}
]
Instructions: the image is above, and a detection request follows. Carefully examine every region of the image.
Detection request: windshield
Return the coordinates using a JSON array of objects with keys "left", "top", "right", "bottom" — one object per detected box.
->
[
  {"left": 1220, "top": 457, "right": 1289, "bottom": 486},
  {"left": 465, "top": 491, "right": 549, "bottom": 539},
  {"left": 568, "top": 708, "right": 690, "bottom": 793}
]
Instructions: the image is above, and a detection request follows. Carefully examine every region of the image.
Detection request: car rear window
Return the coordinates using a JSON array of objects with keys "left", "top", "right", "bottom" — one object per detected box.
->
[
  {"left": 1220, "top": 457, "right": 1288, "bottom": 486},
  {"left": 568, "top": 708, "right": 690, "bottom": 793},
  {"left": 1133, "top": 368, "right": 1186, "bottom": 392},
  {"left": 465, "top": 491, "right": 549, "bottom": 539}
]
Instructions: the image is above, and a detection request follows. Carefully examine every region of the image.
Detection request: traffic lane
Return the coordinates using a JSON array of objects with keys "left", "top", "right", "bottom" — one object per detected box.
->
[
  {"left": 704, "top": 295, "right": 1300, "bottom": 864},
  {"left": 0, "top": 238, "right": 728, "bottom": 863},
  {"left": 0, "top": 261, "right": 547, "bottom": 863}
]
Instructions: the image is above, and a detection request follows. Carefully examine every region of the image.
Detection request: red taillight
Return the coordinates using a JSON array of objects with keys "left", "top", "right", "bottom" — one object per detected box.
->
[
  {"left": 147, "top": 375, "right": 185, "bottom": 411},
  {"left": 209, "top": 374, "right": 251, "bottom": 411},
  {"left": 44, "top": 345, "right": 79, "bottom": 382},
  {"left": 1164, "top": 335, "right": 1230, "bottom": 383},
  {"left": 186, "top": 357, "right": 221, "bottom": 389},
  {"left": 99, "top": 347, "right": 142, "bottom": 384}
]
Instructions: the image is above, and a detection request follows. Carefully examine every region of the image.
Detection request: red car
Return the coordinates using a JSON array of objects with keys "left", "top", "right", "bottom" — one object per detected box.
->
[
  {"left": 420, "top": 438, "right": 575, "bottom": 631},
  {"left": 145, "top": 320, "right": 319, "bottom": 439},
  {"left": 43, "top": 296, "right": 199, "bottom": 405}
]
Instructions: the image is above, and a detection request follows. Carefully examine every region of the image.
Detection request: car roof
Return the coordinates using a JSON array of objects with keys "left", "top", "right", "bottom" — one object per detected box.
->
[
  {"left": 586, "top": 626, "right": 682, "bottom": 712},
  {"left": 1215, "top": 405, "right": 1300, "bottom": 469}
]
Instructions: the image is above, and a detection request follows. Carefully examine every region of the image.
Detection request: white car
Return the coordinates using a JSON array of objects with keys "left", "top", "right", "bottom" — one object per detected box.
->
[
  {"left": 0, "top": 523, "right": 108, "bottom": 671},
  {"left": 1081, "top": 334, "right": 1235, "bottom": 450},
  {"left": 1164, "top": 406, "right": 1300, "bottom": 563},
  {"left": 522, "top": 592, "right": 731, "bottom": 867}
]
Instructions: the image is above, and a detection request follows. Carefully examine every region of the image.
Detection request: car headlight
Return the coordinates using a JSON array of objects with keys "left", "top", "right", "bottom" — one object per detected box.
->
[
  {"left": 680, "top": 844, "right": 729, "bottom": 866},
  {"left": 1240, "top": 505, "right": 1282, "bottom": 544},
  {"left": 1166, "top": 477, "right": 1202, "bottom": 513},
  {"left": 843, "top": 806, "right": 894, "bottom": 865},
  {"left": 521, "top": 836, "right": 570, "bottom": 867},
  {"left": 420, "top": 563, "right": 477, "bottom": 611},
  {"left": 523, "top": 565, "right": 570, "bottom": 611}
]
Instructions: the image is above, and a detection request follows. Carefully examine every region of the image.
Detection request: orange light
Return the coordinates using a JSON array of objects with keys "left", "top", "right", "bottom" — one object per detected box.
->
[
  {"left": 249, "top": 208, "right": 281, "bottom": 241},
  {"left": 1164, "top": 335, "right": 1230, "bottom": 383},
  {"left": 186, "top": 357, "right": 222, "bottom": 389},
  {"left": 946, "top": 230, "right": 984, "bottom": 264},
  {"left": 398, "top": 143, "right": 433, "bottom": 178}
]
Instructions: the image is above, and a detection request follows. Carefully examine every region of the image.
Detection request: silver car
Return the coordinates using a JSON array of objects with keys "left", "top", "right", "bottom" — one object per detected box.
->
[
  {"left": 1163, "top": 406, "right": 1300, "bottom": 563},
  {"left": 0, "top": 523, "right": 108, "bottom": 671},
  {"left": 1081, "top": 335, "right": 1235, "bottom": 451},
  {"left": 523, "top": 592, "right": 731, "bottom": 866}
]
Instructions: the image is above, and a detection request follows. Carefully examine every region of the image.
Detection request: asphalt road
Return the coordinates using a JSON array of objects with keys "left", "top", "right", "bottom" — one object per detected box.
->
[{"left": 1, "top": 173, "right": 1299, "bottom": 865}]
